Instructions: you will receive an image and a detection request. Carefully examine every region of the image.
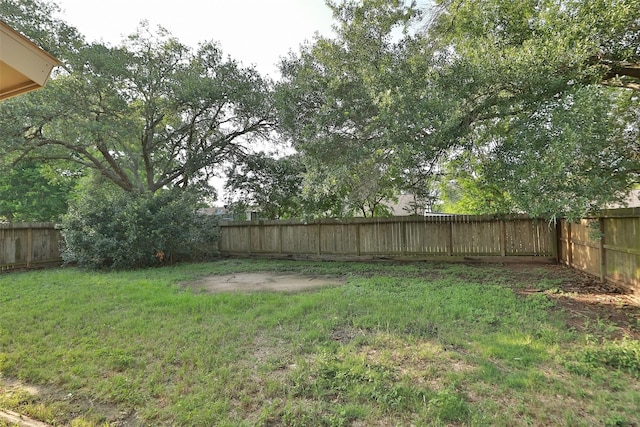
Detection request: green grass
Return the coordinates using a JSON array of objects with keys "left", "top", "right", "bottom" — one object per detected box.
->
[{"left": 0, "top": 259, "right": 639, "bottom": 426}]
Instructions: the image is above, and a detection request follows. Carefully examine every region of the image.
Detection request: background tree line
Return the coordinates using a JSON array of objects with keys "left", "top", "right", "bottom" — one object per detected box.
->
[{"left": 0, "top": 0, "right": 638, "bottom": 267}]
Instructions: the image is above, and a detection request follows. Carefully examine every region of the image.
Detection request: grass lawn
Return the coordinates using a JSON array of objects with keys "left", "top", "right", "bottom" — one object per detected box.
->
[{"left": 1, "top": 259, "right": 639, "bottom": 426}]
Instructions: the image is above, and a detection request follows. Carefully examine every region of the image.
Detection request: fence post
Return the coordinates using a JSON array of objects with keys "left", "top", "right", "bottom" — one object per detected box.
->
[
  {"left": 567, "top": 221, "right": 573, "bottom": 267},
  {"left": 552, "top": 219, "right": 560, "bottom": 263},
  {"left": 447, "top": 220, "right": 453, "bottom": 256},
  {"left": 599, "top": 216, "right": 606, "bottom": 283},
  {"left": 26, "top": 226, "right": 33, "bottom": 268},
  {"left": 401, "top": 219, "right": 407, "bottom": 255},
  {"left": 499, "top": 219, "right": 506, "bottom": 257}
]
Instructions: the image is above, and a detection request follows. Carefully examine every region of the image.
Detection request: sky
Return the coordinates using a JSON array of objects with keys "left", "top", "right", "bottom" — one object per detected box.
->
[{"left": 53, "top": 0, "right": 336, "bottom": 78}]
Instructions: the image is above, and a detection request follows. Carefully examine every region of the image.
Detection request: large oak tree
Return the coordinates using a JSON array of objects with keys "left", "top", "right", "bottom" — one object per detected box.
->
[
  {"left": 277, "top": 0, "right": 443, "bottom": 216},
  {"left": 428, "top": 0, "right": 640, "bottom": 218},
  {"left": 0, "top": 0, "right": 275, "bottom": 267},
  {"left": 1, "top": 2, "right": 275, "bottom": 195},
  {"left": 278, "top": 0, "right": 639, "bottom": 219}
]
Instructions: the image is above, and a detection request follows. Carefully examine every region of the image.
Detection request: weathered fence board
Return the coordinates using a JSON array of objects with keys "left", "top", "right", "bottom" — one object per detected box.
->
[
  {"left": 558, "top": 208, "right": 639, "bottom": 297},
  {"left": 221, "top": 211, "right": 637, "bottom": 297},
  {"left": 0, "top": 223, "right": 62, "bottom": 270},
  {"left": 219, "top": 215, "right": 557, "bottom": 262}
]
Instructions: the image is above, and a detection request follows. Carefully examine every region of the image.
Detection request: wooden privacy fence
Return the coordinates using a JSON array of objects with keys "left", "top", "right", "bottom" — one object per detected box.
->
[
  {"left": 0, "top": 222, "right": 62, "bottom": 270},
  {"left": 558, "top": 208, "right": 639, "bottom": 295},
  {"left": 218, "top": 215, "right": 557, "bottom": 262},
  {"left": 2, "top": 210, "right": 636, "bottom": 296}
]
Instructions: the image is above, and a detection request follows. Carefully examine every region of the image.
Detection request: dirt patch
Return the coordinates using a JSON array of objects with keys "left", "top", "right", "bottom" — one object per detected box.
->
[
  {"left": 549, "top": 292, "right": 640, "bottom": 340},
  {"left": 507, "top": 264, "right": 640, "bottom": 339},
  {"left": 0, "top": 379, "right": 136, "bottom": 427},
  {"left": 185, "top": 273, "right": 345, "bottom": 293}
]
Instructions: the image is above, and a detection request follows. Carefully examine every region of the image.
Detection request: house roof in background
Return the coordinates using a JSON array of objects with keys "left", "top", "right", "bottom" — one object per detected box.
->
[{"left": 616, "top": 189, "right": 640, "bottom": 208}]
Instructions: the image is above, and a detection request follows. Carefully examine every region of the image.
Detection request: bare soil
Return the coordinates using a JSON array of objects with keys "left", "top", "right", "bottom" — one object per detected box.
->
[
  {"left": 184, "top": 272, "right": 345, "bottom": 293},
  {"left": 507, "top": 264, "right": 640, "bottom": 339}
]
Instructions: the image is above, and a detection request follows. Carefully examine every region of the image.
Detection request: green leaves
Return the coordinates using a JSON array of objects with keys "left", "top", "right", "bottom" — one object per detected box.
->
[
  {"left": 2, "top": 0, "right": 638, "bottom": 221},
  {"left": 428, "top": 0, "right": 640, "bottom": 218},
  {"left": 224, "top": 153, "right": 306, "bottom": 220},
  {"left": 276, "top": 1, "right": 440, "bottom": 216},
  {"left": 62, "top": 180, "right": 219, "bottom": 269},
  {"left": 0, "top": 160, "right": 76, "bottom": 222},
  {"left": 0, "top": 7, "right": 275, "bottom": 195}
]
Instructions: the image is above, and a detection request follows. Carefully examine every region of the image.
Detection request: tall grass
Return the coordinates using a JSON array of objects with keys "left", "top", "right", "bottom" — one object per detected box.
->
[{"left": 0, "top": 260, "right": 638, "bottom": 426}]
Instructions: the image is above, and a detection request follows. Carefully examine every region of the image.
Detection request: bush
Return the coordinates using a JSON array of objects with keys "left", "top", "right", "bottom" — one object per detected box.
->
[{"left": 62, "top": 183, "right": 219, "bottom": 269}]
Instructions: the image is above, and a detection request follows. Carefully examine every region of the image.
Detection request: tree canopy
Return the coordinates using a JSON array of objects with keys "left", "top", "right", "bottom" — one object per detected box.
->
[
  {"left": 277, "top": 0, "right": 639, "bottom": 220},
  {"left": 0, "top": 160, "right": 76, "bottom": 222},
  {"left": 1, "top": 0, "right": 638, "bottom": 223},
  {"left": 224, "top": 152, "right": 306, "bottom": 219},
  {"left": 426, "top": 0, "right": 640, "bottom": 218},
  {"left": 1, "top": 3, "right": 275, "bottom": 195},
  {"left": 277, "top": 0, "right": 445, "bottom": 216}
]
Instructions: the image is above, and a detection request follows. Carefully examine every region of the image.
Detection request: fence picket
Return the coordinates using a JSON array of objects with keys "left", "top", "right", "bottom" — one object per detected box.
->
[
  {"left": 0, "top": 223, "right": 62, "bottom": 270},
  {"left": 219, "top": 215, "right": 556, "bottom": 260}
]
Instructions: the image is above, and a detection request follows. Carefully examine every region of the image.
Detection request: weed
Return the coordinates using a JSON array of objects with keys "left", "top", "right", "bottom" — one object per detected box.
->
[
  {"left": 579, "top": 338, "right": 640, "bottom": 377},
  {"left": 584, "top": 317, "right": 621, "bottom": 339},
  {"left": 426, "top": 387, "right": 471, "bottom": 423},
  {"left": 605, "top": 414, "right": 635, "bottom": 427}
]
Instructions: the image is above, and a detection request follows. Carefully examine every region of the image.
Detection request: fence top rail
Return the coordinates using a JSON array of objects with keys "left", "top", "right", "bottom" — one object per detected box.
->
[
  {"left": 0, "top": 222, "right": 59, "bottom": 230},
  {"left": 219, "top": 214, "right": 547, "bottom": 227},
  {"left": 559, "top": 208, "right": 640, "bottom": 220},
  {"left": 597, "top": 207, "right": 640, "bottom": 218}
]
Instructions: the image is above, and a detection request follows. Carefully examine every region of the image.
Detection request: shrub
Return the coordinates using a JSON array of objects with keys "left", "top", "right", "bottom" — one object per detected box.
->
[{"left": 62, "top": 183, "right": 219, "bottom": 269}]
